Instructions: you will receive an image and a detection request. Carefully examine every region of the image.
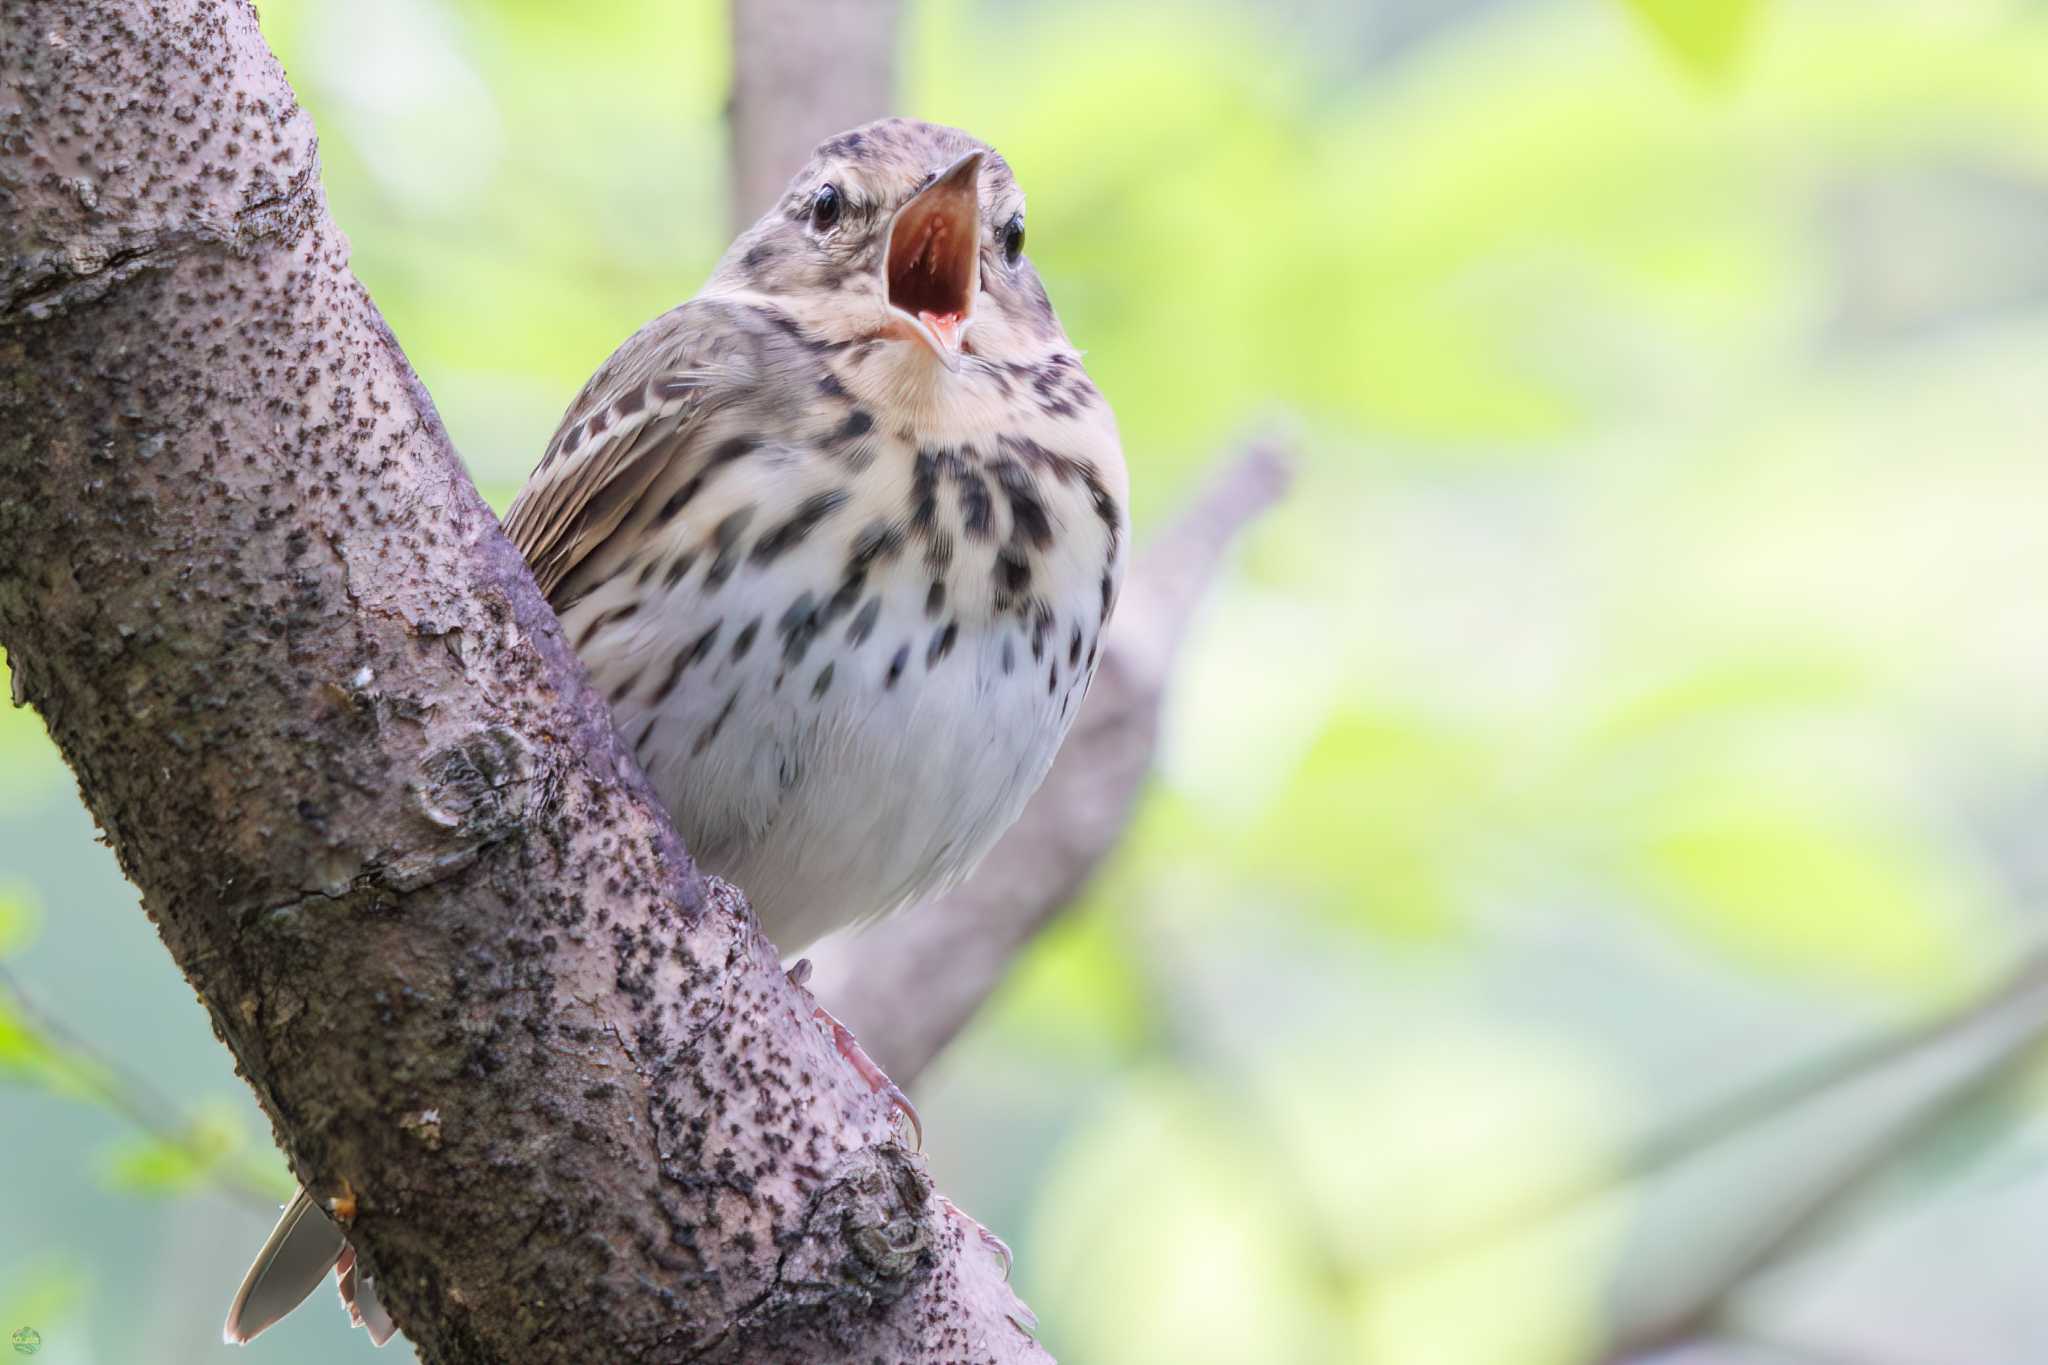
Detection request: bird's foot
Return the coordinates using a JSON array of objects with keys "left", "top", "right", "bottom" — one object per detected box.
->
[{"left": 785, "top": 957, "right": 923, "bottom": 1150}]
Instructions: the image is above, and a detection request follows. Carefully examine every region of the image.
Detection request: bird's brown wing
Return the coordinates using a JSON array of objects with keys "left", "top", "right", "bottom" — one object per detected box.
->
[{"left": 501, "top": 298, "right": 761, "bottom": 607}]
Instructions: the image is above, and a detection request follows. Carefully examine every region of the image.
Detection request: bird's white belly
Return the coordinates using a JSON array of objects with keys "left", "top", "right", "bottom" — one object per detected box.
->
[{"left": 563, "top": 532, "right": 1088, "bottom": 952}]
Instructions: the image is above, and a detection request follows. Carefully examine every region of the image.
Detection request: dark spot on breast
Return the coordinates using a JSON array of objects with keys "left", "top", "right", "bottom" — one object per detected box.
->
[
  {"left": 998, "top": 550, "right": 1032, "bottom": 599},
  {"left": 849, "top": 520, "right": 906, "bottom": 570},
  {"left": 709, "top": 434, "right": 759, "bottom": 467},
  {"left": 927, "top": 620, "right": 958, "bottom": 668},
  {"left": 924, "top": 530, "right": 954, "bottom": 573},
  {"left": 838, "top": 409, "right": 874, "bottom": 441},
  {"left": 1099, "top": 570, "right": 1115, "bottom": 622},
  {"left": 706, "top": 508, "right": 755, "bottom": 589},
  {"left": 925, "top": 579, "right": 946, "bottom": 618},
  {"left": 846, "top": 596, "right": 881, "bottom": 646},
  {"left": 652, "top": 620, "right": 722, "bottom": 703},
  {"left": 959, "top": 472, "right": 994, "bottom": 539},
  {"left": 779, "top": 591, "right": 821, "bottom": 665},
  {"left": 664, "top": 551, "right": 697, "bottom": 588},
  {"left": 1082, "top": 464, "right": 1122, "bottom": 555},
  {"left": 609, "top": 668, "right": 643, "bottom": 705},
  {"left": 574, "top": 602, "right": 637, "bottom": 653},
  {"left": 812, "top": 662, "right": 835, "bottom": 699},
  {"left": 752, "top": 488, "right": 849, "bottom": 565},
  {"left": 1002, "top": 637, "right": 1015, "bottom": 674},
  {"left": 823, "top": 570, "right": 866, "bottom": 625},
  {"left": 1046, "top": 662, "right": 1058, "bottom": 695},
  {"left": 732, "top": 616, "right": 760, "bottom": 660},
  {"left": 910, "top": 449, "right": 940, "bottom": 534},
  {"left": 998, "top": 433, "right": 1052, "bottom": 468},
  {"left": 818, "top": 371, "right": 847, "bottom": 398},
  {"left": 636, "top": 558, "right": 658, "bottom": 588},
  {"left": 692, "top": 689, "right": 739, "bottom": 755},
  {"left": 886, "top": 643, "right": 909, "bottom": 688},
  {"left": 654, "top": 476, "right": 703, "bottom": 526},
  {"left": 1030, "top": 603, "right": 1052, "bottom": 661},
  {"left": 991, "top": 458, "right": 1053, "bottom": 547},
  {"left": 1068, "top": 623, "right": 1082, "bottom": 668}
]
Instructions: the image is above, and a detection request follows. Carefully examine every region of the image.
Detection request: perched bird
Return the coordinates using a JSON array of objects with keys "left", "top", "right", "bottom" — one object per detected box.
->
[{"left": 225, "top": 117, "right": 1127, "bottom": 1346}]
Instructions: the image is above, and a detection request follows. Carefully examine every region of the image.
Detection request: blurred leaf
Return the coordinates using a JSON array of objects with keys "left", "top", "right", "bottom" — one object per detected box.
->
[
  {"left": 1617, "top": 0, "right": 1764, "bottom": 82},
  {"left": 1253, "top": 1031, "right": 1627, "bottom": 1274},
  {"left": 0, "top": 886, "right": 38, "bottom": 958},
  {"left": 1631, "top": 794, "right": 1996, "bottom": 996},
  {"left": 1025, "top": 1071, "right": 1335, "bottom": 1365},
  {"left": 1582, "top": 652, "right": 1871, "bottom": 758},
  {"left": 0, "top": 1257, "right": 87, "bottom": 1348},
  {"left": 1249, "top": 707, "right": 1496, "bottom": 938},
  {"left": 0, "top": 1000, "right": 74, "bottom": 1090},
  {"left": 985, "top": 892, "right": 1152, "bottom": 1060},
  {"left": 98, "top": 1104, "right": 245, "bottom": 1197}
]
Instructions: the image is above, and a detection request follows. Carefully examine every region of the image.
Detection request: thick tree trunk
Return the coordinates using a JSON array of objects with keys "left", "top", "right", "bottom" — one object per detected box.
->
[{"left": 0, "top": 3, "right": 1040, "bottom": 1360}]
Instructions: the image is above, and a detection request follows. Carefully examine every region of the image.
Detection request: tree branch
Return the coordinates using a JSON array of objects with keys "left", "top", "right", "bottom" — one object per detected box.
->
[
  {"left": 807, "top": 446, "right": 1294, "bottom": 1083},
  {"left": 0, "top": 3, "right": 1039, "bottom": 1359},
  {"left": 727, "top": 0, "right": 903, "bottom": 233}
]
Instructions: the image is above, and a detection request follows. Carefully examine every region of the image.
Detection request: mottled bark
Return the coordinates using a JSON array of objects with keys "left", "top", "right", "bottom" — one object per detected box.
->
[
  {"left": 727, "top": 0, "right": 903, "bottom": 233},
  {"left": 0, "top": 3, "right": 1040, "bottom": 1361}
]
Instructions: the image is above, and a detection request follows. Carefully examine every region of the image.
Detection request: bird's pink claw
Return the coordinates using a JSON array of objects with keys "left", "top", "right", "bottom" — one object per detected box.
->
[{"left": 816, "top": 1006, "right": 922, "bottom": 1150}]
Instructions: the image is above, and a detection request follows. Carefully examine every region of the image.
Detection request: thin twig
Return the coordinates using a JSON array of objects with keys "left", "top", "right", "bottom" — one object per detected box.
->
[{"left": 0, "top": 960, "right": 286, "bottom": 1213}]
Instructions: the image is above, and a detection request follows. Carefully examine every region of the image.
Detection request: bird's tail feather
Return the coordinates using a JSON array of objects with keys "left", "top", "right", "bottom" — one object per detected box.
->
[{"left": 224, "top": 1185, "right": 389, "bottom": 1345}]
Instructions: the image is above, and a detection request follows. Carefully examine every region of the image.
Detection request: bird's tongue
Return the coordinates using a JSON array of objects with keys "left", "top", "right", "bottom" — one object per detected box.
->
[{"left": 919, "top": 310, "right": 967, "bottom": 351}]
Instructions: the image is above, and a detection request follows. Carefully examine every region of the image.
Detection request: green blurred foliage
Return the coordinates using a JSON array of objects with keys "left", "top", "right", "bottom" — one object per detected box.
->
[
  {"left": 5, "top": 0, "right": 2048, "bottom": 1360},
  {"left": 97, "top": 1103, "right": 284, "bottom": 1199},
  {"left": 1620, "top": 0, "right": 1765, "bottom": 80}
]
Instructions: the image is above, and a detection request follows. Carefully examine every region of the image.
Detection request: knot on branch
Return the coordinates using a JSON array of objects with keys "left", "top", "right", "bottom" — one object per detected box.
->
[
  {"left": 388, "top": 725, "right": 540, "bottom": 893},
  {"left": 783, "top": 1145, "right": 936, "bottom": 1310}
]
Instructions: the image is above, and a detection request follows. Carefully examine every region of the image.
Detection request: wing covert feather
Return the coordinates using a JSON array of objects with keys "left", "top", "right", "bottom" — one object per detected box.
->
[{"left": 501, "top": 299, "right": 762, "bottom": 605}]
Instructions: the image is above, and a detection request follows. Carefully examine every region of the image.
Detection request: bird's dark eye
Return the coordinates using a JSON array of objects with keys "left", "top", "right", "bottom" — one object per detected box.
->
[
  {"left": 1001, "top": 214, "right": 1026, "bottom": 265},
  {"left": 810, "top": 184, "right": 842, "bottom": 232}
]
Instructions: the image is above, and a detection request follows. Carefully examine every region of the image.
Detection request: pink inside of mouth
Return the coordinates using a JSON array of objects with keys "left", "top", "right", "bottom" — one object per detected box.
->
[{"left": 920, "top": 310, "right": 967, "bottom": 350}]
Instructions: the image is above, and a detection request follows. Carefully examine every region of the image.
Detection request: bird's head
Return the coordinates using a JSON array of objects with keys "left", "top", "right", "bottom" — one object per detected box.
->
[{"left": 710, "top": 118, "right": 1070, "bottom": 374}]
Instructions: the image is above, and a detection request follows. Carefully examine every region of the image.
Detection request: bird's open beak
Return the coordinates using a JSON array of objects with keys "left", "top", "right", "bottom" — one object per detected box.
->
[{"left": 882, "top": 150, "right": 983, "bottom": 365}]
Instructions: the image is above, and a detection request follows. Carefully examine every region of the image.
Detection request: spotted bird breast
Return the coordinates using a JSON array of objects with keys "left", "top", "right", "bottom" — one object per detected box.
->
[{"left": 547, "top": 331, "right": 1125, "bottom": 952}]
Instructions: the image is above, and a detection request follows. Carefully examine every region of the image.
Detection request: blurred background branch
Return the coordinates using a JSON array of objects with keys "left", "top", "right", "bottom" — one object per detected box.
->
[
  {"left": 728, "top": 0, "right": 904, "bottom": 231},
  {"left": 0, "top": 954, "right": 286, "bottom": 1214}
]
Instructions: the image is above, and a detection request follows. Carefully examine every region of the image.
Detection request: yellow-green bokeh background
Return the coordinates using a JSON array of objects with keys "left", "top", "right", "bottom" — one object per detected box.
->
[{"left": 7, "top": 1, "right": 2048, "bottom": 1361}]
